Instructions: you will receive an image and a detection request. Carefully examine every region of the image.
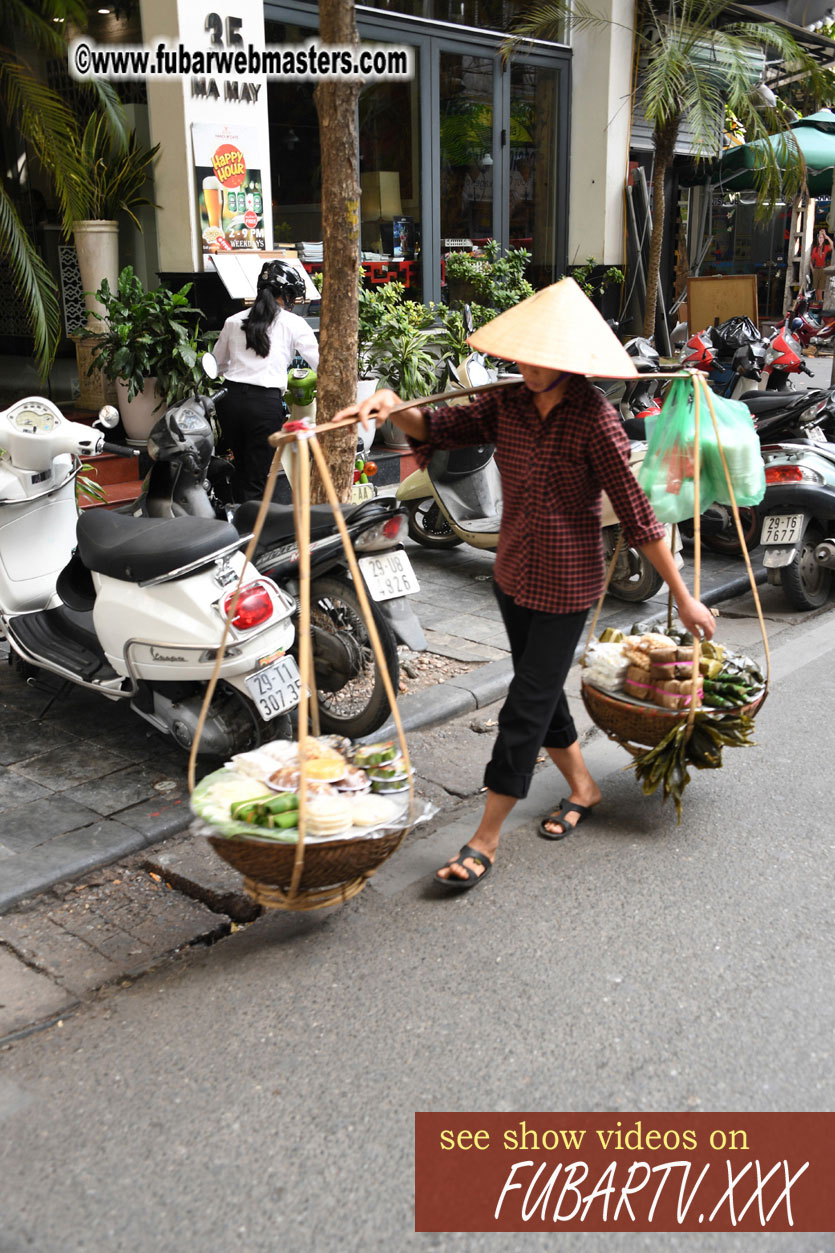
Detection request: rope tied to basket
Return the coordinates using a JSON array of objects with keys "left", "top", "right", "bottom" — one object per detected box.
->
[
  {"left": 581, "top": 368, "right": 770, "bottom": 764},
  {"left": 188, "top": 375, "right": 528, "bottom": 910}
]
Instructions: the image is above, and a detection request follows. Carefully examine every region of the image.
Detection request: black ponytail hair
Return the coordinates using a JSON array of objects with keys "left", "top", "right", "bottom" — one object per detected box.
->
[{"left": 244, "top": 287, "right": 280, "bottom": 358}]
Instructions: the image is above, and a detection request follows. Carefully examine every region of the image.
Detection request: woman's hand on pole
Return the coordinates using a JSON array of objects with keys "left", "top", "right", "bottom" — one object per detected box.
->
[{"left": 334, "top": 389, "right": 429, "bottom": 442}]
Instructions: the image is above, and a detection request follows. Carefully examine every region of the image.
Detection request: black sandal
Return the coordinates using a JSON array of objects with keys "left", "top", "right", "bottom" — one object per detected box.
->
[
  {"left": 433, "top": 843, "right": 493, "bottom": 891},
  {"left": 538, "top": 798, "right": 596, "bottom": 841}
]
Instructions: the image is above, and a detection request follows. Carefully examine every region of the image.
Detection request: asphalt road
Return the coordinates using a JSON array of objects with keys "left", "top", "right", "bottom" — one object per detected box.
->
[{"left": 0, "top": 604, "right": 833, "bottom": 1253}]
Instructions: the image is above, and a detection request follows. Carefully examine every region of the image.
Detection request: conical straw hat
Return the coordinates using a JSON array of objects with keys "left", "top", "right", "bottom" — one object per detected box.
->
[{"left": 467, "top": 277, "right": 638, "bottom": 378}]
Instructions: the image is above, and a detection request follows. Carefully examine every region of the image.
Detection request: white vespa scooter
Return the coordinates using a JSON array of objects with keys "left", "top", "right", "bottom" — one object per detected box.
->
[
  {"left": 396, "top": 356, "right": 677, "bottom": 603},
  {"left": 0, "top": 397, "right": 299, "bottom": 756}
]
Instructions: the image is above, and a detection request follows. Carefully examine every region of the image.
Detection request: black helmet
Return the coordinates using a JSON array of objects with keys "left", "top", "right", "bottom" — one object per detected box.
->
[
  {"left": 257, "top": 260, "right": 305, "bottom": 308},
  {"left": 146, "top": 398, "right": 214, "bottom": 479}
]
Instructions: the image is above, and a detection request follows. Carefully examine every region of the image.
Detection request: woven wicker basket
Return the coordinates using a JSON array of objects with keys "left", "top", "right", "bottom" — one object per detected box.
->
[
  {"left": 208, "top": 827, "right": 406, "bottom": 892},
  {"left": 581, "top": 680, "right": 764, "bottom": 750}
]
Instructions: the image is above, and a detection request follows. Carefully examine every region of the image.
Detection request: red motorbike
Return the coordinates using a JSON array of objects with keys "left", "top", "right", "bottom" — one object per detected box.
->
[
  {"left": 786, "top": 291, "right": 835, "bottom": 350},
  {"left": 682, "top": 316, "right": 811, "bottom": 396},
  {"left": 763, "top": 321, "right": 814, "bottom": 390}
]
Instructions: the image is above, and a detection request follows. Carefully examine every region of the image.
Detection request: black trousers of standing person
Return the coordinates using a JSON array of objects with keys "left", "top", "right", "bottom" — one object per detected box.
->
[
  {"left": 483, "top": 583, "right": 591, "bottom": 800},
  {"left": 215, "top": 380, "right": 286, "bottom": 502}
]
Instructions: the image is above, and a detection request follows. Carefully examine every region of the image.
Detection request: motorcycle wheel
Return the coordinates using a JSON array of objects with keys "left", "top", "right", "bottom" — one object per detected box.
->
[
  {"left": 607, "top": 543, "right": 664, "bottom": 602},
  {"left": 406, "top": 499, "right": 462, "bottom": 549},
  {"left": 701, "top": 507, "right": 760, "bottom": 556},
  {"left": 310, "top": 576, "right": 400, "bottom": 738},
  {"left": 779, "top": 524, "right": 831, "bottom": 610}
]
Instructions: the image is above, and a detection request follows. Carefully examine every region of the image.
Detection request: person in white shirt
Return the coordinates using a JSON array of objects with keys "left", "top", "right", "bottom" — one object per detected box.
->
[{"left": 213, "top": 260, "right": 320, "bottom": 500}]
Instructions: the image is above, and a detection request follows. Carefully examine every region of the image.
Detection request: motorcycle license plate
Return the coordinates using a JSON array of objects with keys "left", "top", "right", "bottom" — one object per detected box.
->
[
  {"left": 358, "top": 551, "right": 420, "bottom": 601},
  {"left": 809, "top": 424, "right": 827, "bottom": 444},
  {"left": 760, "top": 513, "right": 804, "bottom": 547},
  {"left": 244, "top": 655, "right": 302, "bottom": 721}
]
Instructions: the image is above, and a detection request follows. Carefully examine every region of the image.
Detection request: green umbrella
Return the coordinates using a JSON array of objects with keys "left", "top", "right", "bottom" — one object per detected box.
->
[{"left": 703, "top": 108, "right": 835, "bottom": 195}]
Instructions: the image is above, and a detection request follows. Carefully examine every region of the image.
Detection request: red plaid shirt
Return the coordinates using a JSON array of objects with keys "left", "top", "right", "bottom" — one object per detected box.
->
[{"left": 411, "top": 375, "right": 665, "bottom": 613}]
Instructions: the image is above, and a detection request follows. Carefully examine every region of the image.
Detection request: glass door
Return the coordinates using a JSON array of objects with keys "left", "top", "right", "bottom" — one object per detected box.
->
[
  {"left": 359, "top": 61, "right": 423, "bottom": 300},
  {"left": 439, "top": 51, "right": 497, "bottom": 247},
  {"left": 504, "top": 58, "right": 564, "bottom": 288}
]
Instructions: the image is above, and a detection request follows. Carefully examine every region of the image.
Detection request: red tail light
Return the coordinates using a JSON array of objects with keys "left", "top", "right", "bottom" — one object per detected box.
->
[
  {"left": 223, "top": 581, "right": 274, "bottom": 629},
  {"left": 382, "top": 515, "right": 405, "bottom": 539},
  {"left": 765, "top": 465, "right": 806, "bottom": 484}
]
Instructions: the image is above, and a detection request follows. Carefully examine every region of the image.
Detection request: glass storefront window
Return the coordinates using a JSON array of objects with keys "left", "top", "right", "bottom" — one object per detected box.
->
[
  {"left": 358, "top": 1, "right": 567, "bottom": 42},
  {"left": 265, "top": 21, "right": 322, "bottom": 243},
  {"left": 359, "top": 60, "right": 423, "bottom": 300},
  {"left": 508, "top": 59, "right": 561, "bottom": 288},
  {"left": 264, "top": 8, "right": 568, "bottom": 300},
  {"left": 440, "top": 53, "right": 494, "bottom": 244}
]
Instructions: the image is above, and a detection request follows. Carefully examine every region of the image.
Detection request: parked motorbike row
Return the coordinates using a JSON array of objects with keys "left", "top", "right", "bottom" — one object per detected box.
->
[
  {"left": 3, "top": 301, "right": 832, "bottom": 760},
  {"left": 598, "top": 318, "right": 835, "bottom": 610},
  {"left": 0, "top": 387, "right": 426, "bottom": 759}
]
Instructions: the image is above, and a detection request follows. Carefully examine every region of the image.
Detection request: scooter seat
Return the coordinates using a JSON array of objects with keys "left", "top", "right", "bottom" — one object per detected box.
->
[
  {"left": 233, "top": 500, "right": 364, "bottom": 546},
  {"left": 741, "top": 390, "right": 820, "bottom": 415},
  {"left": 76, "top": 510, "right": 241, "bottom": 583}
]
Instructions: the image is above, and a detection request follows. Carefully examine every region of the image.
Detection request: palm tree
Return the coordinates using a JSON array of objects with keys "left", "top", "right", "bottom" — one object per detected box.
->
[
  {"left": 0, "top": 0, "right": 124, "bottom": 376},
  {"left": 506, "top": 1, "right": 834, "bottom": 337}
]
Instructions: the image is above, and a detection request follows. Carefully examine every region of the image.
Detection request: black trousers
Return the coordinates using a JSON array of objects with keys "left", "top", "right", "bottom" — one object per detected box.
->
[
  {"left": 215, "top": 381, "right": 285, "bottom": 501},
  {"left": 484, "top": 584, "right": 590, "bottom": 799}
]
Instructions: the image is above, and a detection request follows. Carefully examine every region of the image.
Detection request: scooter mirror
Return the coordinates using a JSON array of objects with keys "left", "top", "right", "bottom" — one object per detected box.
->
[
  {"left": 95, "top": 405, "right": 120, "bottom": 429},
  {"left": 201, "top": 352, "right": 219, "bottom": 380}
]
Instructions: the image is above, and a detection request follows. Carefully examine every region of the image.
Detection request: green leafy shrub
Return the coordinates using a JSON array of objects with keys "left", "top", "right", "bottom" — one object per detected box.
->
[{"left": 80, "top": 266, "right": 216, "bottom": 406}]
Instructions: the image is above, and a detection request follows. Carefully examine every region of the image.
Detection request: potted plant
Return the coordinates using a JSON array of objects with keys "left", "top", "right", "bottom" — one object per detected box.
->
[
  {"left": 80, "top": 267, "right": 209, "bottom": 442},
  {"left": 444, "top": 240, "right": 535, "bottom": 312},
  {"left": 571, "top": 256, "right": 625, "bottom": 314},
  {"left": 363, "top": 286, "right": 444, "bottom": 447},
  {"left": 70, "top": 114, "right": 159, "bottom": 330}
]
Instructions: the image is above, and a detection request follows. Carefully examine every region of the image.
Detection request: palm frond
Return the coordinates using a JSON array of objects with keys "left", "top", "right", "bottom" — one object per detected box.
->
[
  {"left": 0, "top": 187, "right": 61, "bottom": 378},
  {"left": 0, "top": 59, "right": 87, "bottom": 229},
  {"left": 0, "top": 0, "right": 84, "bottom": 58},
  {"left": 501, "top": 0, "right": 637, "bottom": 60},
  {"left": 88, "top": 79, "right": 128, "bottom": 151}
]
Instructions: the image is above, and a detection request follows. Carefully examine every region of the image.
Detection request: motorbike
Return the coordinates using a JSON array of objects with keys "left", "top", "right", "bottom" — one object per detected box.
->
[
  {"left": 596, "top": 337, "right": 664, "bottom": 439},
  {"left": 397, "top": 353, "right": 676, "bottom": 603},
  {"left": 757, "top": 434, "right": 835, "bottom": 610},
  {"left": 123, "top": 389, "right": 425, "bottom": 739},
  {"left": 0, "top": 397, "right": 299, "bottom": 757},
  {"left": 681, "top": 316, "right": 812, "bottom": 397},
  {"left": 675, "top": 388, "right": 835, "bottom": 556},
  {"left": 785, "top": 290, "right": 835, "bottom": 350}
]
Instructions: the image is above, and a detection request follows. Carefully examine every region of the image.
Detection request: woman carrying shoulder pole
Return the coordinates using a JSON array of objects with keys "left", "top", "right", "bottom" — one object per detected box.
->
[{"left": 338, "top": 279, "right": 715, "bottom": 893}]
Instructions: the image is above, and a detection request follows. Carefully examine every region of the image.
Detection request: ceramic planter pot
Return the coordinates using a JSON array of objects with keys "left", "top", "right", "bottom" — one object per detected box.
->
[
  {"left": 116, "top": 376, "right": 162, "bottom": 444},
  {"left": 72, "top": 220, "right": 119, "bottom": 330}
]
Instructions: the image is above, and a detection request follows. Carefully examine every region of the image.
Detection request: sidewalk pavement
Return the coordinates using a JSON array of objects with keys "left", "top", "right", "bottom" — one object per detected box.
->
[{"left": 0, "top": 533, "right": 789, "bottom": 915}]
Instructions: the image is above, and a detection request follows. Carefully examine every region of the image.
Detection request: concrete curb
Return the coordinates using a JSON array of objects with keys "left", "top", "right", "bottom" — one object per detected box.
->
[{"left": 367, "top": 656, "right": 514, "bottom": 742}]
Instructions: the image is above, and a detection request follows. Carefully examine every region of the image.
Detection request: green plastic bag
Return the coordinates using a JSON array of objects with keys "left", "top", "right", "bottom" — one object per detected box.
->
[
  {"left": 700, "top": 390, "right": 766, "bottom": 509},
  {"left": 637, "top": 376, "right": 765, "bottom": 525}
]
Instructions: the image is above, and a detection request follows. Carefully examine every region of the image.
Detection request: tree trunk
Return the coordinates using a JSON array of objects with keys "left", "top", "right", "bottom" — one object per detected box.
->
[
  {"left": 643, "top": 116, "right": 679, "bottom": 341},
  {"left": 312, "top": 0, "right": 361, "bottom": 503}
]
